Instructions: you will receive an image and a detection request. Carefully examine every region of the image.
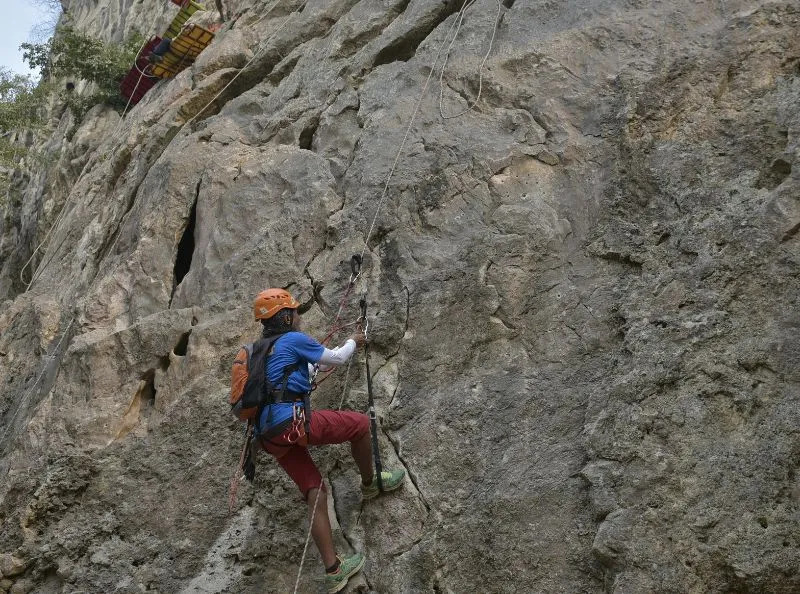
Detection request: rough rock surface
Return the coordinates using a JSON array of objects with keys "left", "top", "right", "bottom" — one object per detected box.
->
[{"left": 1, "top": 0, "right": 799, "bottom": 592}]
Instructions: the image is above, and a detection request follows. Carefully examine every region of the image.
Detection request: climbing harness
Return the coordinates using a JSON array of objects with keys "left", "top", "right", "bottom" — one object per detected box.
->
[
  {"left": 227, "top": 331, "right": 305, "bottom": 509},
  {"left": 360, "top": 296, "right": 384, "bottom": 494},
  {"left": 285, "top": 403, "right": 308, "bottom": 445}
]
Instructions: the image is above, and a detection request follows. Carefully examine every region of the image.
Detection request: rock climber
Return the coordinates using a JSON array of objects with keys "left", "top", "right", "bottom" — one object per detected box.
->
[{"left": 243, "top": 288, "right": 405, "bottom": 593}]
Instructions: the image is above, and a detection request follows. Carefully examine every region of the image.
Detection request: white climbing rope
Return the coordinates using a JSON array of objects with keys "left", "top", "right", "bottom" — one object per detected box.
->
[
  {"left": 293, "top": 479, "right": 325, "bottom": 594},
  {"left": 294, "top": 0, "right": 483, "bottom": 588},
  {"left": 358, "top": 0, "right": 476, "bottom": 264},
  {"left": 438, "top": 0, "right": 503, "bottom": 120},
  {"left": 117, "top": 68, "right": 146, "bottom": 125},
  {"left": 0, "top": 317, "right": 75, "bottom": 449},
  {"left": 182, "top": 0, "right": 299, "bottom": 128},
  {"left": 293, "top": 350, "right": 355, "bottom": 592},
  {"left": 20, "top": 188, "right": 73, "bottom": 289}
]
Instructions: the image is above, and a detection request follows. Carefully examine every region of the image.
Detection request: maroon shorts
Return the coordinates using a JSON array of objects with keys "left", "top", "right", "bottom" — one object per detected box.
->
[{"left": 261, "top": 409, "right": 369, "bottom": 499}]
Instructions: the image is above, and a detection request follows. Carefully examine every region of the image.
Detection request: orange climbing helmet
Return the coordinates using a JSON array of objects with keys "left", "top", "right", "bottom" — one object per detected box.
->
[{"left": 253, "top": 288, "right": 300, "bottom": 320}]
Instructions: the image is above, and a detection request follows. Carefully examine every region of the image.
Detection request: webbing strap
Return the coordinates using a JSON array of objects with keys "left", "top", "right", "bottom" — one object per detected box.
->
[{"left": 361, "top": 297, "right": 383, "bottom": 493}]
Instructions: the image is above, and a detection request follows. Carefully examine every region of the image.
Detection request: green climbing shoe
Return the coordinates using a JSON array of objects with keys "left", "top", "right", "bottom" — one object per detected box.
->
[
  {"left": 361, "top": 468, "right": 406, "bottom": 500},
  {"left": 325, "top": 552, "right": 365, "bottom": 593}
]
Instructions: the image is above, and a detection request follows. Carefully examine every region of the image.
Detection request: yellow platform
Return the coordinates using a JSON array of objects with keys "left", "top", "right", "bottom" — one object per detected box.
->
[
  {"left": 150, "top": 25, "right": 215, "bottom": 79},
  {"left": 166, "top": 1, "right": 205, "bottom": 39}
]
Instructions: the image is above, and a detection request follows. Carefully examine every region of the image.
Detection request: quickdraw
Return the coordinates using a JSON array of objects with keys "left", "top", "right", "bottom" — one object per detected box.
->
[
  {"left": 311, "top": 254, "right": 365, "bottom": 389},
  {"left": 325, "top": 254, "right": 362, "bottom": 341},
  {"left": 285, "top": 404, "right": 307, "bottom": 445}
]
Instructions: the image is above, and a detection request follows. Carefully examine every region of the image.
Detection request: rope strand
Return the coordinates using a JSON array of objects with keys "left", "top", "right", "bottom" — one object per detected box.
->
[
  {"left": 293, "top": 479, "right": 325, "bottom": 594},
  {"left": 438, "top": 0, "right": 502, "bottom": 120},
  {"left": 293, "top": 1, "right": 479, "bottom": 587},
  {"left": 0, "top": 318, "right": 75, "bottom": 449},
  {"left": 358, "top": 0, "right": 473, "bottom": 263}
]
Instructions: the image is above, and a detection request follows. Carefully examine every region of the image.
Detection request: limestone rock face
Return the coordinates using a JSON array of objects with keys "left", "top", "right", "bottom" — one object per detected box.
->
[{"left": 1, "top": 0, "right": 799, "bottom": 592}]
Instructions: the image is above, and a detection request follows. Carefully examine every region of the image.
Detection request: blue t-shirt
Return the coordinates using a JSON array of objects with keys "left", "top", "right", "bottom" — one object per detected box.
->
[{"left": 257, "top": 332, "right": 325, "bottom": 434}]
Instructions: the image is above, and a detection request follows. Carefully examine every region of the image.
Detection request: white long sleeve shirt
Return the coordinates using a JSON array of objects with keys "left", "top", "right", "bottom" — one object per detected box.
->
[{"left": 308, "top": 338, "right": 357, "bottom": 375}]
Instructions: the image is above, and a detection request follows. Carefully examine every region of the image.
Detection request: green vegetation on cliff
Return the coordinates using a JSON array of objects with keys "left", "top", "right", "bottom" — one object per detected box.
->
[{"left": 0, "top": 26, "right": 142, "bottom": 198}]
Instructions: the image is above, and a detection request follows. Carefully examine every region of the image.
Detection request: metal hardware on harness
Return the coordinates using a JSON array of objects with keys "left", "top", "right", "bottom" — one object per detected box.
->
[{"left": 286, "top": 404, "right": 306, "bottom": 444}]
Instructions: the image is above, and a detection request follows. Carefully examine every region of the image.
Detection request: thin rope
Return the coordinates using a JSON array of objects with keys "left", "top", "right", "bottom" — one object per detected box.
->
[
  {"left": 0, "top": 317, "right": 75, "bottom": 449},
  {"left": 117, "top": 69, "right": 145, "bottom": 125},
  {"left": 293, "top": 5, "right": 477, "bottom": 587},
  {"left": 294, "top": 354, "right": 354, "bottom": 591},
  {"left": 357, "top": 0, "right": 472, "bottom": 264},
  {"left": 293, "top": 478, "right": 325, "bottom": 594},
  {"left": 22, "top": 4, "right": 167, "bottom": 291},
  {"left": 228, "top": 424, "right": 253, "bottom": 513},
  {"left": 438, "top": 0, "right": 502, "bottom": 120},
  {"left": 21, "top": 189, "right": 73, "bottom": 289},
  {"left": 183, "top": 0, "right": 297, "bottom": 128}
]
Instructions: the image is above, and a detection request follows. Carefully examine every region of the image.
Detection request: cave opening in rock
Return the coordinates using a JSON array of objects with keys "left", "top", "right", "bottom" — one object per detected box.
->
[
  {"left": 299, "top": 118, "right": 318, "bottom": 150},
  {"left": 173, "top": 330, "right": 191, "bottom": 357},
  {"left": 140, "top": 369, "right": 157, "bottom": 407},
  {"left": 173, "top": 198, "right": 198, "bottom": 289}
]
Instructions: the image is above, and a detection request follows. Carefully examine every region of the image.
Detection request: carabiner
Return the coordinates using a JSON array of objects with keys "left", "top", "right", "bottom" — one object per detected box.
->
[{"left": 359, "top": 295, "right": 370, "bottom": 340}]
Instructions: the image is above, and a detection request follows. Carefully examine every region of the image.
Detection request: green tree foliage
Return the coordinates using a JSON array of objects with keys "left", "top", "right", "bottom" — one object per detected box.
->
[
  {"left": 0, "top": 70, "right": 39, "bottom": 131},
  {"left": 1, "top": 25, "right": 142, "bottom": 201},
  {"left": 0, "top": 69, "right": 52, "bottom": 199},
  {"left": 22, "top": 25, "right": 143, "bottom": 110}
]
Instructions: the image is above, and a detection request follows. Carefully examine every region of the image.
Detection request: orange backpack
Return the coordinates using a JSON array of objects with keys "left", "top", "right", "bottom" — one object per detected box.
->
[{"left": 229, "top": 334, "right": 299, "bottom": 422}]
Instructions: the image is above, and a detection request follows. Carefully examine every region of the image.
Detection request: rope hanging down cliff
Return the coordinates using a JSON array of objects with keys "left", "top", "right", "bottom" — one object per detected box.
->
[
  {"left": 9, "top": 3, "right": 304, "bottom": 459},
  {"left": 20, "top": 0, "right": 298, "bottom": 293},
  {"left": 18, "top": 4, "right": 169, "bottom": 291},
  {"left": 293, "top": 0, "right": 503, "bottom": 588},
  {"left": 438, "top": 0, "right": 503, "bottom": 119}
]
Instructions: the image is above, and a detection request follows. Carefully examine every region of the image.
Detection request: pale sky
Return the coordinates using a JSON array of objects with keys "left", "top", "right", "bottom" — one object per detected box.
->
[{"left": 0, "top": 1, "right": 58, "bottom": 77}]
